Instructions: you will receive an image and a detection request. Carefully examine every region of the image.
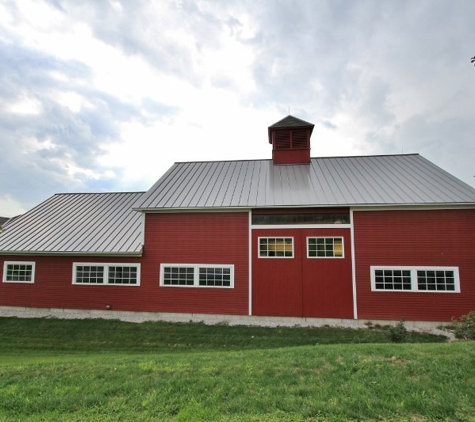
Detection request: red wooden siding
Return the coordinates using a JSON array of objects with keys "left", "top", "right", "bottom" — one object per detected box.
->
[
  {"left": 0, "top": 255, "right": 144, "bottom": 310},
  {"left": 272, "top": 149, "right": 311, "bottom": 165},
  {"left": 142, "top": 212, "right": 249, "bottom": 315},
  {"left": 0, "top": 212, "right": 249, "bottom": 315},
  {"left": 252, "top": 228, "right": 353, "bottom": 318},
  {"left": 354, "top": 209, "right": 475, "bottom": 321}
]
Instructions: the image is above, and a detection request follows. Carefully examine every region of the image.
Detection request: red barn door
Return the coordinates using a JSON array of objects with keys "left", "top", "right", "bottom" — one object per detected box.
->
[{"left": 252, "top": 228, "right": 353, "bottom": 318}]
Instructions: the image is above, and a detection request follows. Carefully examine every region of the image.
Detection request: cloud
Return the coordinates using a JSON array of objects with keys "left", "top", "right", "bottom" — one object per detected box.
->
[
  {"left": 0, "top": 34, "right": 130, "bottom": 215},
  {"left": 1, "top": 0, "right": 474, "bottom": 218}
]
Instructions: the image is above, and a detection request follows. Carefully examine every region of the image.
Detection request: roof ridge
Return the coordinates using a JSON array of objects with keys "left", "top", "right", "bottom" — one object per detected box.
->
[
  {"left": 173, "top": 153, "right": 420, "bottom": 165},
  {"left": 313, "top": 153, "right": 420, "bottom": 160}
]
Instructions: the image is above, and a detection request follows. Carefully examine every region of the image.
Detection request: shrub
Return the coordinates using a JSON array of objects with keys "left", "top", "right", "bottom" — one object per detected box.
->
[
  {"left": 451, "top": 311, "right": 475, "bottom": 340},
  {"left": 389, "top": 320, "right": 408, "bottom": 343}
]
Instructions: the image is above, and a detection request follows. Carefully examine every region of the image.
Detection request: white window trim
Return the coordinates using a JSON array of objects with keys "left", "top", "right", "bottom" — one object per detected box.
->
[
  {"left": 160, "top": 263, "right": 235, "bottom": 288},
  {"left": 370, "top": 266, "right": 460, "bottom": 293},
  {"left": 3, "top": 261, "right": 36, "bottom": 284},
  {"left": 258, "top": 237, "right": 294, "bottom": 259},
  {"left": 307, "top": 236, "right": 345, "bottom": 259},
  {"left": 72, "top": 263, "right": 141, "bottom": 286}
]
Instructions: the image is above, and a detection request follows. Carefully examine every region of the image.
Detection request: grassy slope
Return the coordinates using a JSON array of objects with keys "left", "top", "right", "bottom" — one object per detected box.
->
[
  {"left": 0, "top": 318, "right": 474, "bottom": 421},
  {"left": 0, "top": 317, "right": 445, "bottom": 355}
]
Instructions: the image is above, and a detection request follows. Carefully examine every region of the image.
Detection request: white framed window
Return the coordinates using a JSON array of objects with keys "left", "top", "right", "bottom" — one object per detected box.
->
[
  {"left": 73, "top": 263, "right": 140, "bottom": 286},
  {"left": 307, "top": 237, "right": 344, "bottom": 258},
  {"left": 371, "top": 266, "right": 460, "bottom": 293},
  {"left": 258, "top": 237, "right": 294, "bottom": 258},
  {"left": 3, "top": 261, "right": 36, "bottom": 283},
  {"left": 160, "top": 264, "right": 234, "bottom": 288}
]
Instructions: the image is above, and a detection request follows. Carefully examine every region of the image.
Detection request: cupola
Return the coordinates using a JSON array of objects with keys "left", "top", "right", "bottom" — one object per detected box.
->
[{"left": 268, "top": 115, "right": 314, "bottom": 165}]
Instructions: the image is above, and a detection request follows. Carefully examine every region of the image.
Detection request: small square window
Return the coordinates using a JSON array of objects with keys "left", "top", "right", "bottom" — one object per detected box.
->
[
  {"left": 259, "top": 237, "right": 294, "bottom": 258},
  {"left": 3, "top": 261, "right": 36, "bottom": 284},
  {"left": 307, "top": 237, "right": 344, "bottom": 258}
]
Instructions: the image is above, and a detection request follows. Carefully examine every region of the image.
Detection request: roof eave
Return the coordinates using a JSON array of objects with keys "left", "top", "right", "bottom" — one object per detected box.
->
[
  {"left": 0, "top": 249, "right": 143, "bottom": 257},
  {"left": 134, "top": 203, "right": 475, "bottom": 213},
  {"left": 135, "top": 207, "right": 253, "bottom": 213},
  {"left": 350, "top": 203, "right": 475, "bottom": 211}
]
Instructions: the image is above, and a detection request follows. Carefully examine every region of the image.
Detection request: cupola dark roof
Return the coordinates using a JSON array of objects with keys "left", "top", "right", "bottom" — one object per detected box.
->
[{"left": 268, "top": 115, "right": 315, "bottom": 133}]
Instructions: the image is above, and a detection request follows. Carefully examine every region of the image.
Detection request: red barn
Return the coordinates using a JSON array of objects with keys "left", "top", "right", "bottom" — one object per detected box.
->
[{"left": 1, "top": 115, "right": 475, "bottom": 325}]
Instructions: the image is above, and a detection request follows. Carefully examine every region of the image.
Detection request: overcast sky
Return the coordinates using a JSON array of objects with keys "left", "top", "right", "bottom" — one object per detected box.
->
[{"left": 1, "top": 0, "right": 474, "bottom": 217}]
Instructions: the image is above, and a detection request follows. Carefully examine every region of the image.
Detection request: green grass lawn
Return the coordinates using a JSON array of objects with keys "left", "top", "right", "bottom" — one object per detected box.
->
[{"left": 0, "top": 317, "right": 473, "bottom": 421}]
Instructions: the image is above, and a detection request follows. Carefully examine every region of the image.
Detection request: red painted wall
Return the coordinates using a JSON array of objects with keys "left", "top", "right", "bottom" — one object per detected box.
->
[
  {"left": 252, "top": 228, "right": 353, "bottom": 318},
  {"left": 272, "top": 149, "right": 310, "bottom": 165},
  {"left": 142, "top": 212, "right": 249, "bottom": 315},
  {"left": 354, "top": 209, "right": 475, "bottom": 321},
  {"left": 0, "top": 212, "right": 249, "bottom": 315},
  {"left": 0, "top": 255, "right": 144, "bottom": 311}
]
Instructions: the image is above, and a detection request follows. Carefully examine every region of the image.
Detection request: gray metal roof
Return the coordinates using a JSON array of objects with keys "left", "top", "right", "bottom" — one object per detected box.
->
[
  {"left": 134, "top": 154, "right": 475, "bottom": 211},
  {"left": 0, "top": 192, "right": 144, "bottom": 255}
]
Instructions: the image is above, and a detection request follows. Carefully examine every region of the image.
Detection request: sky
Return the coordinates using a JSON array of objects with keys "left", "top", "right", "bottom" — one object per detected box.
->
[{"left": 1, "top": 0, "right": 474, "bottom": 218}]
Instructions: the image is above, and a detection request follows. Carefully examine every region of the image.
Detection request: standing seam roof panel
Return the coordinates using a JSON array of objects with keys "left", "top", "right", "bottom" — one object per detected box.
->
[
  {"left": 406, "top": 155, "right": 475, "bottom": 202},
  {"left": 366, "top": 156, "right": 413, "bottom": 203},
  {"left": 3, "top": 194, "right": 82, "bottom": 251},
  {"left": 133, "top": 155, "right": 475, "bottom": 210},
  {"left": 0, "top": 192, "right": 145, "bottom": 254},
  {"left": 334, "top": 157, "right": 379, "bottom": 203},
  {"left": 45, "top": 193, "right": 116, "bottom": 252}
]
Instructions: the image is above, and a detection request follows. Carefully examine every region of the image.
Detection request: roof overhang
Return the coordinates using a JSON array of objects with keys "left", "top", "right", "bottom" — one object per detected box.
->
[
  {"left": 350, "top": 204, "right": 475, "bottom": 211},
  {"left": 135, "top": 204, "right": 475, "bottom": 213},
  {"left": 0, "top": 249, "right": 143, "bottom": 257}
]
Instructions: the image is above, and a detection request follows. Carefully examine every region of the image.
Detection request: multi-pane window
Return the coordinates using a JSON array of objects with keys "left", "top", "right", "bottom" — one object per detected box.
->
[
  {"left": 371, "top": 266, "right": 460, "bottom": 293},
  {"left": 307, "top": 237, "right": 344, "bottom": 258},
  {"left": 160, "top": 264, "right": 234, "bottom": 288},
  {"left": 108, "top": 266, "right": 138, "bottom": 285},
  {"left": 199, "top": 267, "right": 232, "bottom": 287},
  {"left": 162, "top": 266, "right": 194, "bottom": 286},
  {"left": 3, "top": 261, "right": 35, "bottom": 283},
  {"left": 417, "top": 270, "right": 456, "bottom": 292},
  {"left": 73, "top": 263, "right": 140, "bottom": 286},
  {"left": 75, "top": 265, "right": 105, "bottom": 284},
  {"left": 373, "top": 269, "right": 412, "bottom": 291},
  {"left": 259, "top": 237, "right": 294, "bottom": 258}
]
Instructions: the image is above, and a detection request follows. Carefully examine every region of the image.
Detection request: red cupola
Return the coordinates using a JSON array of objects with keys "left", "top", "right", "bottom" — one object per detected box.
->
[{"left": 268, "top": 115, "right": 314, "bottom": 165}]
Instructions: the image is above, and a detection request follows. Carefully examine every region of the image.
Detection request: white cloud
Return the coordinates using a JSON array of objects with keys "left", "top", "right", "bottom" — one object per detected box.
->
[
  {"left": 0, "top": 194, "right": 27, "bottom": 218},
  {"left": 5, "top": 93, "right": 43, "bottom": 115},
  {"left": 54, "top": 91, "right": 94, "bottom": 113},
  {"left": 1, "top": 0, "right": 475, "bottom": 218}
]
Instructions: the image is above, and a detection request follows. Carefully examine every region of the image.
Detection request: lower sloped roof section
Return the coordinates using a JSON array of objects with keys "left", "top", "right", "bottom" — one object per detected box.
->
[{"left": 0, "top": 192, "right": 145, "bottom": 255}]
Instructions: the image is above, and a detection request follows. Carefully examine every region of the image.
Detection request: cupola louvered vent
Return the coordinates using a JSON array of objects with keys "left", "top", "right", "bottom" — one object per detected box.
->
[
  {"left": 268, "top": 115, "right": 314, "bottom": 165},
  {"left": 290, "top": 129, "right": 308, "bottom": 149},
  {"left": 274, "top": 130, "right": 291, "bottom": 149},
  {"left": 273, "top": 129, "right": 309, "bottom": 150}
]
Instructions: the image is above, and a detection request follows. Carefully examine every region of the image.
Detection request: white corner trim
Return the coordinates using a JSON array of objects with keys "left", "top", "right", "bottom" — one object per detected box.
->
[
  {"left": 350, "top": 209, "right": 358, "bottom": 319},
  {"left": 248, "top": 211, "right": 253, "bottom": 316}
]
